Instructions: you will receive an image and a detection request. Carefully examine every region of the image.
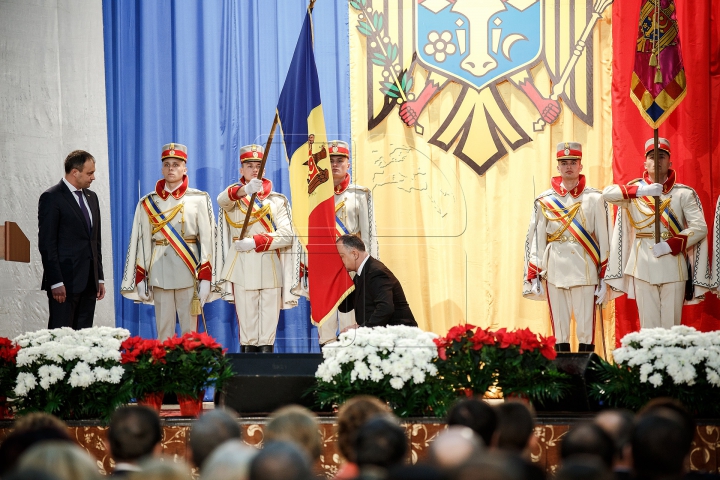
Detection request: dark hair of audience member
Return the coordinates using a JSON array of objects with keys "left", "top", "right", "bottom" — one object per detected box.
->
[
  {"left": 107, "top": 405, "right": 162, "bottom": 463},
  {"left": 249, "top": 441, "right": 312, "bottom": 480},
  {"left": 560, "top": 422, "right": 615, "bottom": 468},
  {"left": 264, "top": 405, "right": 322, "bottom": 463},
  {"left": 594, "top": 409, "right": 634, "bottom": 467},
  {"left": 555, "top": 455, "right": 614, "bottom": 480},
  {"left": 452, "top": 454, "right": 525, "bottom": 480},
  {"left": 386, "top": 464, "right": 447, "bottom": 480},
  {"left": 337, "top": 395, "right": 391, "bottom": 463},
  {"left": 12, "top": 412, "right": 69, "bottom": 434},
  {"left": 493, "top": 401, "right": 535, "bottom": 453},
  {"left": 446, "top": 398, "right": 497, "bottom": 447},
  {"left": 354, "top": 416, "right": 408, "bottom": 471},
  {"left": 632, "top": 413, "right": 690, "bottom": 480},
  {"left": 189, "top": 407, "right": 241, "bottom": 469},
  {"left": 0, "top": 426, "right": 73, "bottom": 476},
  {"left": 638, "top": 397, "right": 695, "bottom": 448}
]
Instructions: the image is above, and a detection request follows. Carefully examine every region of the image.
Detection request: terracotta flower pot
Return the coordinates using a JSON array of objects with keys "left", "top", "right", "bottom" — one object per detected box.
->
[
  {"left": 177, "top": 391, "right": 204, "bottom": 417},
  {"left": 138, "top": 391, "right": 164, "bottom": 412}
]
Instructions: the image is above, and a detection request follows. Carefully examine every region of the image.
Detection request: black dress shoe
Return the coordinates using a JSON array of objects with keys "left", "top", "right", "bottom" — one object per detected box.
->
[
  {"left": 579, "top": 343, "right": 595, "bottom": 352},
  {"left": 245, "top": 345, "right": 260, "bottom": 353},
  {"left": 555, "top": 342, "right": 571, "bottom": 352},
  {"left": 259, "top": 345, "right": 274, "bottom": 353}
]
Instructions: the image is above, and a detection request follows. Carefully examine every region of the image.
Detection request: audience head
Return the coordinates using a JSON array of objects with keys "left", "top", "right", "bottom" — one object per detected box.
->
[
  {"left": 1, "top": 469, "right": 62, "bottom": 480},
  {"left": 264, "top": 405, "right": 322, "bottom": 463},
  {"left": 555, "top": 455, "right": 613, "bottom": 480},
  {"left": 594, "top": 409, "right": 634, "bottom": 469},
  {"left": 386, "top": 464, "right": 446, "bottom": 480},
  {"left": 337, "top": 395, "right": 391, "bottom": 463},
  {"left": 16, "top": 441, "right": 102, "bottom": 480},
  {"left": 492, "top": 401, "right": 536, "bottom": 455},
  {"left": 452, "top": 454, "right": 525, "bottom": 480},
  {"left": 638, "top": 397, "right": 695, "bottom": 450},
  {"left": 12, "top": 412, "right": 68, "bottom": 434},
  {"left": 632, "top": 412, "right": 690, "bottom": 480},
  {"left": 128, "top": 458, "right": 193, "bottom": 480},
  {"left": 189, "top": 407, "right": 241, "bottom": 469},
  {"left": 446, "top": 398, "right": 497, "bottom": 447},
  {"left": 108, "top": 405, "right": 162, "bottom": 464},
  {"left": 0, "top": 414, "right": 72, "bottom": 476},
  {"left": 199, "top": 440, "right": 257, "bottom": 480},
  {"left": 355, "top": 416, "right": 407, "bottom": 471},
  {"left": 560, "top": 421, "right": 614, "bottom": 469},
  {"left": 249, "top": 441, "right": 312, "bottom": 480},
  {"left": 426, "top": 426, "right": 483, "bottom": 470}
]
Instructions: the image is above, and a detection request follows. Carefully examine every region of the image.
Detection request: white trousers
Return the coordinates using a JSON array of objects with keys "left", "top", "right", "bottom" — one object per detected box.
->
[
  {"left": 634, "top": 278, "right": 684, "bottom": 329},
  {"left": 546, "top": 282, "right": 595, "bottom": 344},
  {"left": 233, "top": 284, "right": 281, "bottom": 346},
  {"left": 318, "top": 310, "right": 357, "bottom": 345},
  {"left": 153, "top": 287, "right": 196, "bottom": 340}
]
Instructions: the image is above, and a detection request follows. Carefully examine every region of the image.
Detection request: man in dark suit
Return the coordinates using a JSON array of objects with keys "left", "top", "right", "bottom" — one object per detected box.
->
[
  {"left": 336, "top": 234, "right": 416, "bottom": 329},
  {"left": 38, "top": 150, "right": 105, "bottom": 329}
]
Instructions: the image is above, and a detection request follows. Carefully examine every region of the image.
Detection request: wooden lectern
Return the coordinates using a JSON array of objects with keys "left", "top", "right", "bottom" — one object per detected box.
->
[{"left": 0, "top": 221, "right": 30, "bottom": 263}]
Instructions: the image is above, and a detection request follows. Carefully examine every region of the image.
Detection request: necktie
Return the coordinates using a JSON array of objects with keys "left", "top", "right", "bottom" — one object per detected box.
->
[{"left": 74, "top": 190, "right": 92, "bottom": 233}]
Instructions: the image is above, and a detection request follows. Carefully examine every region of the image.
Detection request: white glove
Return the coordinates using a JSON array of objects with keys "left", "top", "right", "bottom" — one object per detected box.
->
[
  {"left": 636, "top": 183, "right": 663, "bottom": 197},
  {"left": 530, "top": 278, "right": 544, "bottom": 296},
  {"left": 244, "top": 178, "right": 263, "bottom": 196},
  {"left": 234, "top": 238, "right": 256, "bottom": 252},
  {"left": 137, "top": 280, "right": 153, "bottom": 302},
  {"left": 199, "top": 280, "right": 211, "bottom": 306},
  {"left": 652, "top": 241, "right": 672, "bottom": 258},
  {"left": 595, "top": 279, "right": 607, "bottom": 305}
]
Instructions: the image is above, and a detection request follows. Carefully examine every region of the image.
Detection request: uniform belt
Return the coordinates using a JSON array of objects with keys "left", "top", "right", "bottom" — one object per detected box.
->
[
  {"left": 635, "top": 232, "right": 673, "bottom": 240},
  {"left": 548, "top": 235, "right": 577, "bottom": 244},
  {"left": 155, "top": 238, "right": 197, "bottom": 246}
]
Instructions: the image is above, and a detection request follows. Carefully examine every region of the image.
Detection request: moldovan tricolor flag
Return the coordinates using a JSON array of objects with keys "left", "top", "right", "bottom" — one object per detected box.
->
[
  {"left": 276, "top": 8, "right": 353, "bottom": 326},
  {"left": 630, "top": 0, "right": 686, "bottom": 128}
]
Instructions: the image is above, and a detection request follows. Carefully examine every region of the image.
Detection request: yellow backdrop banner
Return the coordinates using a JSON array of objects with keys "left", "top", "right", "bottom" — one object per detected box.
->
[{"left": 348, "top": 0, "right": 615, "bottom": 352}]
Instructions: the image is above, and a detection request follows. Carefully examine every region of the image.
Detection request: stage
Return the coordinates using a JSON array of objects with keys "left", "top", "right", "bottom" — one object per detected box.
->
[{"left": 1, "top": 411, "right": 719, "bottom": 476}]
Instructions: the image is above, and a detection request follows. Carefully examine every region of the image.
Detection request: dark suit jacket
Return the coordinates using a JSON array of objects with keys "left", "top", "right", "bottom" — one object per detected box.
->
[
  {"left": 339, "top": 256, "right": 417, "bottom": 328},
  {"left": 38, "top": 180, "right": 104, "bottom": 294}
]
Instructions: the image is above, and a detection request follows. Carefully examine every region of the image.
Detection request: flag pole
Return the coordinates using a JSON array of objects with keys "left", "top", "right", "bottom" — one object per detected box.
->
[
  {"left": 653, "top": 128, "right": 660, "bottom": 243},
  {"left": 239, "top": 113, "right": 279, "bottom": 240}
]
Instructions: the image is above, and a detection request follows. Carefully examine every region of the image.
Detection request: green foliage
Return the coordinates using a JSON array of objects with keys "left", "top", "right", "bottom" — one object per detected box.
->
[{"left": 590, "top": 357, "right": 720, "bottom": 417}]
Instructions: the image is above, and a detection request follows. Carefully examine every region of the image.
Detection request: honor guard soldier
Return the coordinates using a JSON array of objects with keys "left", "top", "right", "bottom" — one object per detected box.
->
[
  {"left": 120, "top": 143, "right": 215, "bottom": 339},
  {"left": 214, "top": 144, "right": 296, "bottom": 353},
  {"left": 603, "top": 137, "right": 710, "bottom": 328},
  {"left": 523, "top": 142, "right": 610, "bottom": 352},
  {"left": 317, "top": 140, "right": 379, "bottom": 346}
]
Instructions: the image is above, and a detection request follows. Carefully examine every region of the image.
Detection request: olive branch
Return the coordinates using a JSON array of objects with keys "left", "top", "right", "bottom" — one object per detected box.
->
[{"left": 349, "top": 0, "right": 413, "bottom": 100}]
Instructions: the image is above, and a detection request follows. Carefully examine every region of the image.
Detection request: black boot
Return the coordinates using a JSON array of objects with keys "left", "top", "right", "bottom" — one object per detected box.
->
[
  {"left": 259, "top": 345, "right": 274, "bottom": 353},
  {"left": 555, "top": 342, "right": 571, "bottom": 352},
  {"left": 579, "top": 343, "right": 595, "bottom": 353},
  {"left": 245, "top": 345, "right": 260, "bottom": 353}
]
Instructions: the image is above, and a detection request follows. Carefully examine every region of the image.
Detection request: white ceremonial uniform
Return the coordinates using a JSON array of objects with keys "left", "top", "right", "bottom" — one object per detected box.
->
[
  {"left": 712, "top": 196, "right": 720, "bottom": 291},
  {"left": 603, "top": 170, "right": 711, "bottom": 328},
  {"left": 214, "top": 178, "right": 297, "bottom": 347},
  {"left": 317, "top": 174, "right": 379, "bottom": 345},
  {"left": 523, "top": 175, "right": 609, "bottom": 344},
  {"left": 120, "top": 176, "right": 215, "bottom": 339}
]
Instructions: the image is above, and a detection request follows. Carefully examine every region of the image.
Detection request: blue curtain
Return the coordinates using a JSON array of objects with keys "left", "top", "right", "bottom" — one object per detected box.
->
[{"left": 102, "top": 0, "right": 350, "bottom": 354}]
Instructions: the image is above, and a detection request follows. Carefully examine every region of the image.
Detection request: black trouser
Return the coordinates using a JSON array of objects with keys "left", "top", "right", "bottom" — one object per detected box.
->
[{"left": 47, "top": 266, "right": 97, "bottom": 330}]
